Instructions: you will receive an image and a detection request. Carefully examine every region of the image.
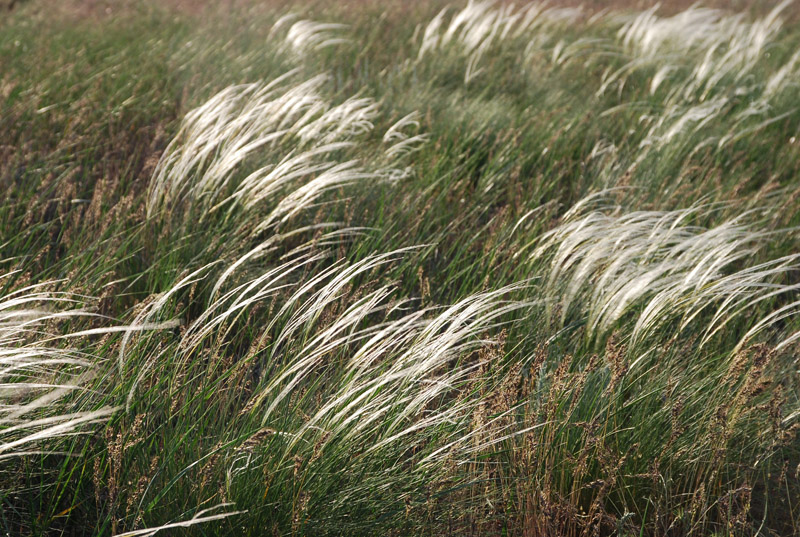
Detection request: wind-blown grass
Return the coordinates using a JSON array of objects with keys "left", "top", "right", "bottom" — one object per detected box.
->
[{"left": 2, "top": 0, "right": 800, "bottom": 535}]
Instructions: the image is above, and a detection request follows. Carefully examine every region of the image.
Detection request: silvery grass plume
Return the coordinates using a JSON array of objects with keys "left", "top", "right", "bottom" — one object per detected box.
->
[
  {"left": 643, "top": 94, "right": 791, "bottom": 154},
  {"left": 0, "top": 278, "right": 113, "bottom": 459},
  {"left": 590, "top": 5, "right": 800, "bottom": 172},
  {"left": 0, "top": 267, "right": 242, "bottom": 534},
  {"left": 149, "top": 242, "right": 529, "bottom": 525},
  {"left": 111, "top": 504, "right": 245, "bottom": 537},
  {"left": 269, "top": 15, "right": 350, "bottom": 57},
  {"left": 0, "top": 276, "right": 177, "bottom": 459},
  {"left": 547, "top": 35, "right": 616, "bottom": 69},
  {"left": 600, "top": 2, "right": 796, "bottom": 108},
  {"left": 637, "top": 94, "right": 729, "bottom": 151},
  {"left": 619, "top": 6, "right": 745, "bottom": 59},
  {"left": 530, "top": 193, "right": 800, "bottom": 349},
  {"left": 223, "top": 247, "right": 523, "bottom": 439},
  {"left": 147, "top": 73, "right": 387, "bottom": 235},
  {"left": 383, "top": 111, "right": 430, "bottom": 160},
  {"left": 617, "top": 1, "right": 789, "bottom": 84},
  {"left": 417, "top": 0, "right": 581, "bottom": 83}
]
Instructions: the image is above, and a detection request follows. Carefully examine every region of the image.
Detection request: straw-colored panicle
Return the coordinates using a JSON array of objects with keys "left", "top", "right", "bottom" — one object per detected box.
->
[
  {"left": 603, "top": 331, "right": 627, "bottom": 394},
  {"left": 127, "top": 455, "right": 159, "bottom": 530},
  {"left": 96, "top": 413, "right": 149, "bottom": 533}
]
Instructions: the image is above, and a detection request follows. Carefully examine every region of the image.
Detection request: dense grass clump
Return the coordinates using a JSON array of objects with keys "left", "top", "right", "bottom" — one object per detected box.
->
[{"left": 2, "top": 1, "right": 800, "bottom": 535}]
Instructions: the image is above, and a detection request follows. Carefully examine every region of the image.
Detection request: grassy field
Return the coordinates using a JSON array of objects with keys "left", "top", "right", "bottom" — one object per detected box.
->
[{"left": 2, "top": 1, "right": 800, "bottom": 535}]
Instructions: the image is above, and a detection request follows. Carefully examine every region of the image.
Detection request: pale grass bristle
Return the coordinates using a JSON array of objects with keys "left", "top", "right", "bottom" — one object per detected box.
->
[
  {"left": 417, "top": 1, "right": 581, "bottom": 82},
  {"left": 533, "top": 194, "right": 800, "bottom": 349},
  {"left": 158, "top": 241, "right": 529, "bottom": 503},
  {"left": 111, "top": 504, "right": 246, "bottom": 537},
  {"left": 0, "top": 283, "right": 116, "bottom": 458},
  {"left": 284, "top": 20, "right": 350, "bottom": 56},
  {"left": 383, "top": 111, "right": 430, "bottom": 159},
  {"left": 6, "top": 1, "right": 800, "bottom": 533},
  {"left": 147, "top": 73, "right": 392, "bottom": 236}
]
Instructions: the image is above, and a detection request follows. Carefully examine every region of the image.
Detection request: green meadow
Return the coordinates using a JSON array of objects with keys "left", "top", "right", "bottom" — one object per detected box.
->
[{"left": 2, "top": 1, "right": 800, "bottom": 535}]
